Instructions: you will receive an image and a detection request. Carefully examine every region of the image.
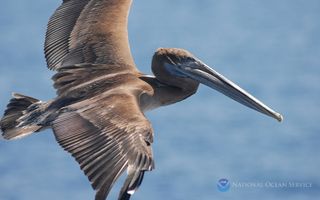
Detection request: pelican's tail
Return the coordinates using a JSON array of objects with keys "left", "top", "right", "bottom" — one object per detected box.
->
[{"left": 0, "top": 93, "right": 48, "bottom": 140}]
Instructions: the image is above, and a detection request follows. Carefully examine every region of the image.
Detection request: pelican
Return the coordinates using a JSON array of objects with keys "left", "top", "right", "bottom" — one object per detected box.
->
[{"left": 0, "top": 0, "right": 283, "bottom": 200}]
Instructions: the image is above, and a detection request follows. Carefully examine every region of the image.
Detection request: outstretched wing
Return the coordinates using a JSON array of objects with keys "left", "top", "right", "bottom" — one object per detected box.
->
[
  {"left": 52, "top": 93, "right": 154, "bottom": 200},
  {"left": 45, "top": 0, "right": 136, "bottom": 71}
]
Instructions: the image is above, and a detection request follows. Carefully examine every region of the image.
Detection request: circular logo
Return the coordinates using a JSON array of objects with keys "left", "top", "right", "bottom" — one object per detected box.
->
[{"left": 217, "top": 178, "right": 231, "bottom": 192}]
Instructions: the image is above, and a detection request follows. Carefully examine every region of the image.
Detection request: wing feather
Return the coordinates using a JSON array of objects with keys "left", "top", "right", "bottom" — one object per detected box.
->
[
  {"left": 45, "top": 0, "right": 136, "bottom": 71},
  {"left": 52, "top": 94, "right": 154, "bottom": 200},
  {"left": 45, "top": 0, "right": 90, "bottom": 69},
  {"left": 51, "top": 64, "right": 136, "bottom": 96}
]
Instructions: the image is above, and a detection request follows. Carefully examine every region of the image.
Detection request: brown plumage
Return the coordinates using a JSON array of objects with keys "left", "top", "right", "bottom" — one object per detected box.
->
[
  {"left": 45, "top": 0, "right": 135, "bottom": 70},
  {"left": 0, "top": 1, "right": 283, "bottom": 200}
]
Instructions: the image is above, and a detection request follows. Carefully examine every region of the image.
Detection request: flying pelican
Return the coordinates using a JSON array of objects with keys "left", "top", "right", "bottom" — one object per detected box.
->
[{"left": 0, "top": 0, "right": 283, "bottom": 200}]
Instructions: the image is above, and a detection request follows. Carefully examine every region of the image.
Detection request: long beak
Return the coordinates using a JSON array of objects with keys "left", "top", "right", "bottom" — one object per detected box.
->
[{"left": 177, "top": 60, "right": 283, "bottom": 122}]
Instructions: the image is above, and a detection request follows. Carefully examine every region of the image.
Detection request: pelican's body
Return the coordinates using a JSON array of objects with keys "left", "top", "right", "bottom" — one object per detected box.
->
[{"left": 0, "top": 1, "right": 282, "bottom": 200}]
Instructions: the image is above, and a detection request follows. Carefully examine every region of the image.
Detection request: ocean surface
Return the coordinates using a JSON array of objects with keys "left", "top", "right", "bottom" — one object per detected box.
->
[{"left": 0, "top": 0, "right": 319, "bottom": 200}]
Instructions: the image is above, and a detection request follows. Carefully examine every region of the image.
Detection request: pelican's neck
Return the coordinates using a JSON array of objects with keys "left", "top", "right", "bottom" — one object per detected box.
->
[{"left": 139, "top": 76, "right": 198, "bottom": 111}]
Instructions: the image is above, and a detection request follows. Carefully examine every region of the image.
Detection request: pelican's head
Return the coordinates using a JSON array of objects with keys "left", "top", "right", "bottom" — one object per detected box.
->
[{"left": 152, "top": 48, "right": 283, "bottom": 122}]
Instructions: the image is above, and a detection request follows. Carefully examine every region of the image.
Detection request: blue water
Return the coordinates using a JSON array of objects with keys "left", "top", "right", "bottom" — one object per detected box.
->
[{"left": 0, "top": 0, "right": 319, "bottom": 200}]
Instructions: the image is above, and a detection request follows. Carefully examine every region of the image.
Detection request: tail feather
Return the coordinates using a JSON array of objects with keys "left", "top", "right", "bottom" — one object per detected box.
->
[{"left": 0, "top": 93, "right": 44, "bottom": 140}]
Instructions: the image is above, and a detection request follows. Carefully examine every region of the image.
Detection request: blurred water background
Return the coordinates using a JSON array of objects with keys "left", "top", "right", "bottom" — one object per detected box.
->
[{"left": 0, "top": 0, "right": 319, "bottom": 200}]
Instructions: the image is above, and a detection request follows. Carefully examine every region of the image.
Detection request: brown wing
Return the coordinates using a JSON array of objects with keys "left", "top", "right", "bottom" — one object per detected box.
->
[
  {"left": 52, "top": 93, "right": 154, "bottom": 200},
  {"left": 45, "top": 0, "right": 136, "bottom": 71}
]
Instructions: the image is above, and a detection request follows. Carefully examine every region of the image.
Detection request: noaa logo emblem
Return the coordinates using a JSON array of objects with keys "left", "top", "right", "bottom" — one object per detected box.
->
[{"left": 217, "top": 178, "right": 231, "bottom": 192}]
